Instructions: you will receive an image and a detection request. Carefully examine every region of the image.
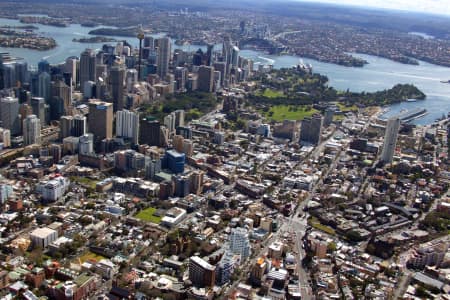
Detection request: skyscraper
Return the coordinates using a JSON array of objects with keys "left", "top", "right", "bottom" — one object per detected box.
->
[
  {"left": 198, "top": 66, "right": 215, "bottom": 92},
  {"left": 157, "top": 37, "right": 171, "bottom": 79},
  {"left": 231, "top": 46, "right": 240, "bottom": 68},
  {"left": 38, "top": 60, "right": 50, "bottom": 74},
  {"left": 139, "top": 118, "right": 161, "bottom": 146},
  {"left": 30, "top": 97, "right": 46, "bottom": 127},
  {"left": 14, "top": 61, "right": 28, "bottom": 86},
  {"left": 299, "top": 114, "right": 323, "bottom": 145},
  {"left": 79, "top": 49, "right": 96, "bottom": 89},
  {"left": 381, "top": 117, "right": 401, "bottom": 163},
  {"left": 229, "top": 227, "right": 251, "bottom": 261},
  {"left": 110, "top": 66, "right": 125, "bottom": 111},
  {"left": 23, "top": 115, "right": 41, "bottom": 146},
  {"left": 174, "top": 110, "right": 185, "bottom": 128},
  {"left": 38, "top": 72, "right": 51, "bottom": 102},
  {"left": 189, "top": 256, "right": 216, "bottom": 288},
  {"left": 79, "top": 133, "right": 94, "bottom": 155},
  {"left": 73, "top": 114, "right": 87, "bottom": 137},
  {"left": 87, "top": 100, "right": 113, "bottom": 142},
  {"left": 116, "top": 109, "right": 139, "bottom": 144},
  {"left": 59, "top": 116, "right": 73, "bottom": 140},
  {"left": 65, "top": 57, "right": 78, "bottom": 87},
  {"left": 174, "top": 67, "right": 187, "bottom": 92},
  {"left": 2, "top": 63, "right": 15, "bottom": 89},
  {"left": 0, "top": 97, "right": 20, "bottom": 135},
  {"left": 126, "top": 69, "right": 138, "bottom": 92},
  {"left": 51, "top": 79, "right": 71, "bottom": 114},
  {"left": 164, "top": 113, "right": 176, "bottom": 134}
]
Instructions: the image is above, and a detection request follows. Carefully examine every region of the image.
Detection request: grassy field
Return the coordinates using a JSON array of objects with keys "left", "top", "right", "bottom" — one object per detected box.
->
[
  {"left": 309, "top": 216, "right": 336, "bottom": 235},
  {"left": 135, "top": 207, "right": 162, "bottom": 224},
  {"left": 70, "top": 176, "right": 98, "bottom": 189},
  {"left": 337, "top": 102, "right": 358, "bottom": 112},
  {"left": 260, "top": 89, "right": 285, "bottom": 98},
  {"left": 263, "top": 105, "right": 319, "bottom": 122},
  {"left": 78, "top": 251, "right": 105, "bottom": 263}
]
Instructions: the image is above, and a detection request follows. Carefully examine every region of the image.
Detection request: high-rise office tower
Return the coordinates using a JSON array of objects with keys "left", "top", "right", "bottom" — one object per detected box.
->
[
  {"left": 38, "top": 60, "right": 50, "bottom": 74},
  {"left": 79, "top": 133, "right": 94, "bottom": 155},
  {"left": 189, "top": 256, "right": 216, "bottom": 288},
  {"left": 48, "top": 97, "right": 65, "bottom": 121},
  {"left": 231, "top": 46, "right": 240, "bottom": 68},
  {"left": 65, "top": 57, "right": 78, "bottom": 87},
  {"left": 229, "top": 227, "right": 251, "bottom": 261},
  {"left": 110, "top": 66, "right": 125, "bottom": 111},
  {"left": 87, "top": 100, "right": 113, "bottom": 142},
  {"left": 222, "top": 36, "right": 233, "bottom": 82},
  {"left": 213, "top": 62, "right": 226, "bottom": 87},
  {"left": 126, "top": 69, "right": 138, "bottom": 92},
  {"left": 0, "top": 128, "right": 11, "bottom": 148},
  {"left": 193, "top": 49, "right": 204, "bottom": 66},
  {"left": 174, "top": 110, "right": 185, "bottom": 128},
  {"left": 299, "top": 114, "right": 323, "bottom": 145},
  {"left": 73, "top": 114, "right": 87, "bottom": 137},
  {"left": 30, "top": 97, "right": 46, "bottom": 127},
  {"left": 79, "top": 49, "right": 96, "bottom": 90},
  {"left": 381, "top": 117, "right": 401, "bottom": 163},
  {"left": 49, "top": 144, "right": 62, "bottom": 163},
  {"left": 139, "top": 118, "right": 161, "bottom": 146},
  {"left": 164, "top": 113, "right": 176, "bottom": 134},
  {"left": 14, "top": 61, "right": 28, "bottom": 86},
  {"left": 116, "top": 109, "right": 139, "bottom": 144},
  {"left": 146, "top": 159, "right": 161, "bottom": 180},
  {"left": 59, "top": 116, "right": 73, "bottom": 140},
  {"left": 157, "top": 37, "right": 171, "bottom": 79},
  {"left": 206, "top": 44, "right": 214, "bottom": 66},
  {"left": 51, "top": 80, "right": 71, "bottom": 113},
  {"left": 38, "top": 72, "right": 51, "bottom": 102},
  {"left": 174, "top": 67, "right": 187, "bottom": 92},
  {"left": 2, "top": 63, "right": 15, "bottom": 89},
  {"left": 23, "top": 114, "right": 41, "bottom": 146},
  {"left": 0, "top": 97, "right": 20, "bottom": 135},
  {"left": 198, "top": 66, "right": 215, "bottom": 92}
]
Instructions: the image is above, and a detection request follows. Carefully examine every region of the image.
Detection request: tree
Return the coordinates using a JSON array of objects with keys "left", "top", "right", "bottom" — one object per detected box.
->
[
  {"left": 327, "top": 242, "right": 337, "bottom": 253},
  {"left": 345, "top": 230, "right": 363, "bottom": 242}
]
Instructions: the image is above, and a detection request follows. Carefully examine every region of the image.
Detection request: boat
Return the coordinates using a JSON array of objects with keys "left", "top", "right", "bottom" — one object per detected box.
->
[
  {"left": 440, "top": 80, "right": 450, "bottom": 84},
  {"left": 406, "top": 99, "right": 417, "bottom": 102}
]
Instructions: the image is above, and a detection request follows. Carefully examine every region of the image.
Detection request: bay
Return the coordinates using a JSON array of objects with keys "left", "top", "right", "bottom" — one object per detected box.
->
[
  {"left": 1, "top": 17, "right": 449, "bottom": 125},
  {"left": 240, "top": 50, "right": 450, "bottom": 125}
]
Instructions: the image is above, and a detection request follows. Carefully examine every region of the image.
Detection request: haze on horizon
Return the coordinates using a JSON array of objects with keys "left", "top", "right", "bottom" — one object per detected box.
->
[{"left": 297, "top": 0, "right": 450, "bottom": 16}]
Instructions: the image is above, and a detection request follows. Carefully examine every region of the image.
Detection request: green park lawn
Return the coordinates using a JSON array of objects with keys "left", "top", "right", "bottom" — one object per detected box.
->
[
  {"left": 337, "top": 102, "right": 358, "bottom": 112},
  {"left": 77, "top": 251, "right": 105, "bottom": 263},
  {"left": 135, "top": 207, "right": 162, "bottom": 224},
  {"left": 261, "top": 89, "right": 285, "bottom": 98},
  {"left": 264, "top": 105, "right": 319, "bottom": 122}
]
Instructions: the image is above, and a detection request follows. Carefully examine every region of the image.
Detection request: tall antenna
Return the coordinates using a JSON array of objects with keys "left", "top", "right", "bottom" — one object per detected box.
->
[{"left": 137, "top": 26, "right": 145, "bottom": 81}]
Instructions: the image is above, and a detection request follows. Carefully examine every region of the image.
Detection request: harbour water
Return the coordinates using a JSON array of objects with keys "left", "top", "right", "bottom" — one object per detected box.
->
[{"left": 1, "top": 17, "right": 450, "bottom": 125}]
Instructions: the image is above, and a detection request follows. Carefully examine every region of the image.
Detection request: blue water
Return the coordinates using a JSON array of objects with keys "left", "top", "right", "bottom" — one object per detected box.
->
[
  {"left": 241, "top": 50, "right": 450, "bottom": 125},
  {"left": 1, "top": 17, "right": 450, "bottom": 125}
]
